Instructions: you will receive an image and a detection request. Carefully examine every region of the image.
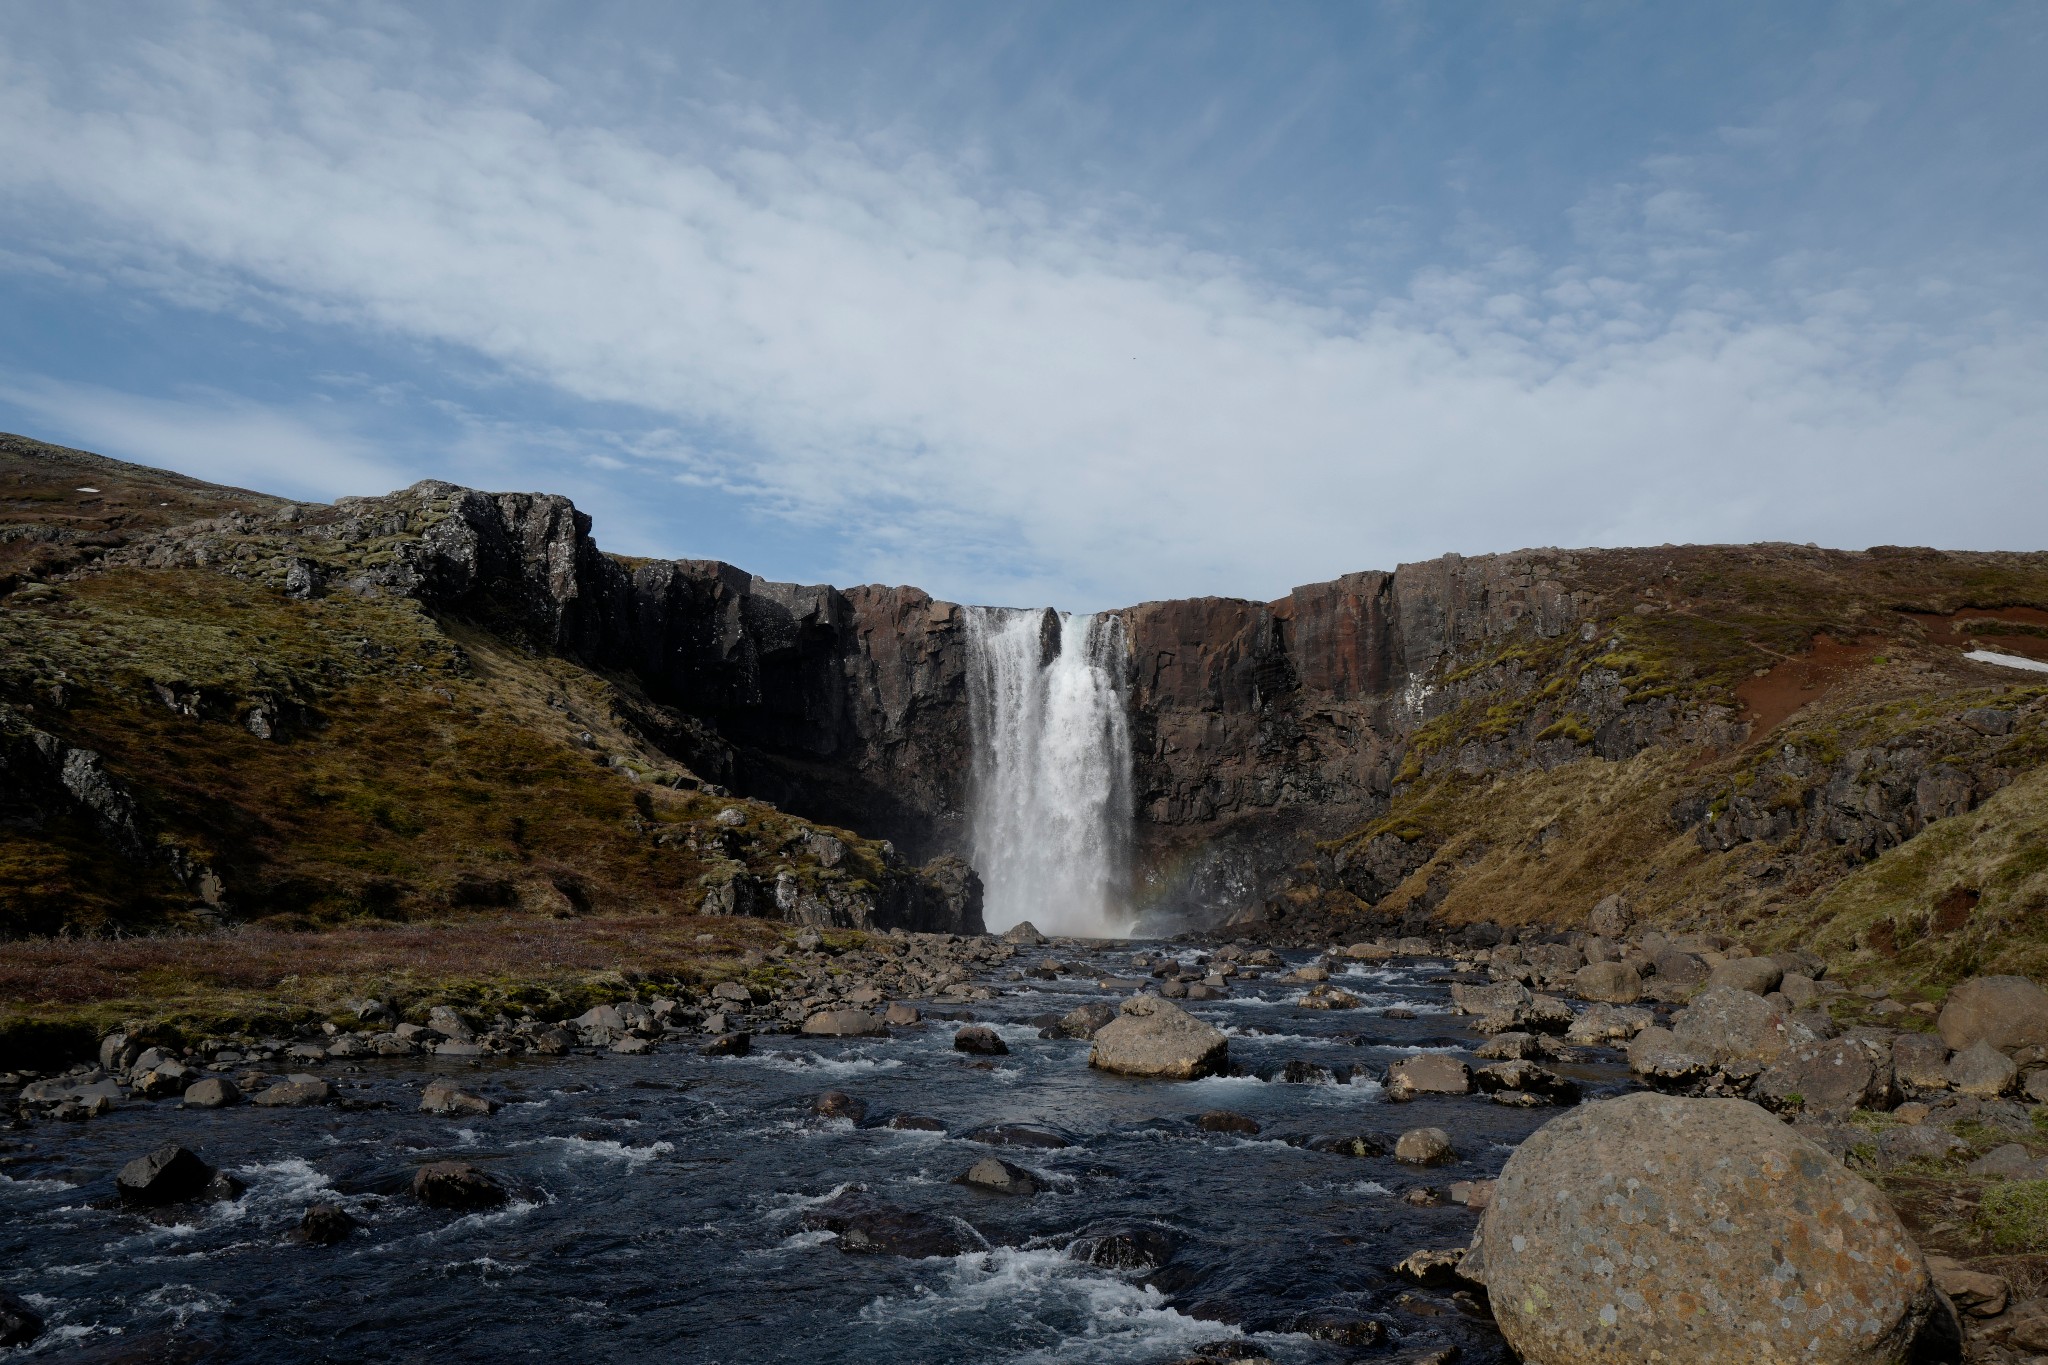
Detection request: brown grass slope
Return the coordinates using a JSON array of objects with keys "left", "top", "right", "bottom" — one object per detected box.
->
[
  {"left": 1289, "top": 542, "right": 2048, "bottom": 996},
  {"left": 0, "top": 435, "right": 895, "bottom": 1045}
]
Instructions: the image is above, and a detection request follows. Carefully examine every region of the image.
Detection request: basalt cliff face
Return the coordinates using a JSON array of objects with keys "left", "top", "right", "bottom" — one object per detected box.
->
[{"left": 7, "top": 432, "right": 2048, "bottom": 991}]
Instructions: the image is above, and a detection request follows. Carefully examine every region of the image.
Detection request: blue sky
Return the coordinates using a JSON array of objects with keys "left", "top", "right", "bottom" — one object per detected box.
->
[{"left": 1, "top": 3, "right": 2043, "bottom": 608}]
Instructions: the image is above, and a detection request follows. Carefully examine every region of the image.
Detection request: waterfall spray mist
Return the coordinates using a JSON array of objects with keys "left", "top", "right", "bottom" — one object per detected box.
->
[{"left": 964, "top": 608, "right": 1134, "bottom": 937}]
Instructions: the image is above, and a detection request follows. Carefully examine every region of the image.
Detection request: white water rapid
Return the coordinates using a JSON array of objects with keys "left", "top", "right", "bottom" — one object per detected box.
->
[{"left": 963, "top": 607, "right": 1135, "bottom": 938}]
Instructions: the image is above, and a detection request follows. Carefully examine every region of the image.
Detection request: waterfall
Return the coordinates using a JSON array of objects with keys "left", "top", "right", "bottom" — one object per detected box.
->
[{"left": 964, "top": 607, "right": 1135, "bottom": 938}]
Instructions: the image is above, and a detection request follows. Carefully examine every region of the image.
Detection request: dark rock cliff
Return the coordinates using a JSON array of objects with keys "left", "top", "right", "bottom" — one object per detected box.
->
[{"left": 26, "top": 441, "right": 2048, "bottom": 949}]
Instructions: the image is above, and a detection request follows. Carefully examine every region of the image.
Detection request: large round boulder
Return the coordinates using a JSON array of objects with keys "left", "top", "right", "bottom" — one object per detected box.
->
[
  {"left": 1938, "top": 975, "right": 2048, "bottom": 1052},
  {"left": 1088, "top": 995, "right": 1227, "bottom": 1079},
  {"left": 1467, "top": 1093, "right": 1946, "bottom": 1365}
]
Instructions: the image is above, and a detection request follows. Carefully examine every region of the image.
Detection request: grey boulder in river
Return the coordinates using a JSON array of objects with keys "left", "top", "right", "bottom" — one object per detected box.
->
[{"left": 1466, "top": 1092, "right": 1953, "bottom": 1365}]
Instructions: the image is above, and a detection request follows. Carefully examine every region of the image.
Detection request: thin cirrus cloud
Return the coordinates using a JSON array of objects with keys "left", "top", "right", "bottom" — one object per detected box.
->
[{"left": 0, "top": 12, "right": 2041, "bottom": 609}]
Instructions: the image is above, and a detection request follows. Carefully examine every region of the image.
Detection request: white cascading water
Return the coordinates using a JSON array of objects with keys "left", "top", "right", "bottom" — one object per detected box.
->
[{"left": 964, "top": 607, "right": 1135, "bottom": 938}]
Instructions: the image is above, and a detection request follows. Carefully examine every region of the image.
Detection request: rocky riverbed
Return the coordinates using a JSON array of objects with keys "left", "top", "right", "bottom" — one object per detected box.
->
[
  {"left": 4, "top": 921, "right": 2046, "bottom": 1363},
  {"left": 0, "top": 934, "right": 1635, "bottom": 1363}
]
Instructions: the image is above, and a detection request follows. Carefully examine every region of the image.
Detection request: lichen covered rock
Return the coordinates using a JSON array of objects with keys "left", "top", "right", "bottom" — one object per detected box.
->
[{"left": 1467, "top": 1093, "right": 1945, "bottom": 1365}]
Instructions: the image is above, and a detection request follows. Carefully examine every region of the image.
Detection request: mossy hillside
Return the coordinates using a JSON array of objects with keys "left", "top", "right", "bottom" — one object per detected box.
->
[
  {"left": 0, "top": 566, "right": 889, "bottom": 936},
  {"left": 1764, "top": 762, "right": 2048, "bottom": 995}
]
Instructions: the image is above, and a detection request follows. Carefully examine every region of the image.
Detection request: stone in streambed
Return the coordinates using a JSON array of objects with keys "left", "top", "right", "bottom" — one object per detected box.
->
[
  {"left": 885, "top": 1113, "right": 947, "bottom": 1132},
  {"left": 1195, "top": 1110, "right": 1261, "bottom": 1135},
  {"left": 811, "top": 1091, "right": 867, "bottom": 1122},
  {"left": 288, "top": 1203, "right": 361, "bottom": 1245},
  {"left": 953, "top": 1025, "right": 1008, "bottom": 1056},
  {"left": 420, "top": 1080, "right": 496, "bottom": 1116},
  {"left": 802, "top": 1009, "right": 887, "bottom": 1037},
  {"left": 411, "top": 1161, "right": 507, "bottom": 1211},
  {"left": 698, "top": 1031, "right": 751, "bottom": 1057},
  {"left": 801, "top": 1191, "right": 971, "bottom": 1257},
  {"left": 180, "top": 1076, "right": 241, "bottom": 1109},
  {"left": 0, "top": 1291, "right": 42, "bottom": 1349},
  {"left": 1054, "top": 1001, "right": 1116, "bottom": 1039},
  {"left": 884, "top": 1004, "right": 922, "bottom": 1026},
  {"left": 1385, "top": 1054, "right": 1470, "bottom": 1099},
  {"left": 1070, "top": 1222, "right": 1181, "bottom": 1271},
  {"left": 957, "top": 1157, "right": 1038, "bottom": 1196},
  {"left": 1088, "top": 995, "right": 1228, "bottom": 1080},
  {"left": 251, "top": 1078, "right": 333, "bottom": 1107},
  {"left": 1394, "top": 1127, "right": 1456, "bottom": 1166},
  {"left": 116, "top": 1143, "right": 217, "bottom": 1206},
  {"left": 958, "top": 1122, "right": 1073, "bottom": 1149},
  {"left": 1467, "top": 1092, "right": 1950, "bottom": 1365}
]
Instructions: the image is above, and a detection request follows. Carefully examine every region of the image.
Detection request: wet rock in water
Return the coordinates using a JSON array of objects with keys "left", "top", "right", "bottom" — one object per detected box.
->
[
  {"left": 1290, "top": 1309, "right": 1386, "bottom": 1347},
  {"left": 1703, "top": 956, "right": 1785, "bottom": 997},
  {"left": 610, "top": 1036, "right": 654, "bottom": 1055},
  {"left": 801, "top": 1009, "right": 887, "bottom": 1037},
  {"left": 698, "top": 1031, "right": 752, "bottom": 1057},
  {"left": 953, "top": 1025, "right": 1008, "bottom": 1056},
  {"left": 1754, "top": 1038, "right": 1892, "bottom": 1116},
  {"left": 1891, "top": 1032, "right": 1951, "bottom": 1090},
  {"left": 1394, "top": 1127, "right": 1456, "bottom": 1166},
  {"left": 1450, "top": 982, "right": 1531, "bottom": 1017},
  {"left": 1474, "top": 1059, "right": 1578, "bottom": 1103},
  {"left": 288, "top": 1203, "right": 361, "bottom": 1246},
  {"left": 1468, "top": 1092, "right": 1948, "bottom": 1365},
  {"left": 1280, "top": 1059, "right": 1338, "bottom": 1085},
  {"left": 180, "top": 1076, "right": 240, "bottom": 1109},
  {"left": 1671, "top": 987, "right": 1817, "bottom": 1066},
  {"left": 1070, "top": 1222, "right": 1181, "bottom": 1271},
  {"left": 885, "top": 1113, "right": 947, "bottom": 1132},
  {"left": 1946, "top": 1039, "right": 2017, "bottom": 1097},
  {"left": 801, "top": 1191, "right": 971, "bottom": 1257},
  {"left": 1307, "top": 1133, "right": 1388, "bottom": 1158},
  {"left": 1939, "top": 975, "right": 2048, "bottom": 1052},
  {"left": 1391, "top": 1248, "right": 1470, "bottom": 1287},
  {"left": 884, "top": 1004, "right": 922, "bottom": 1026},
  {"left": 958, "top": 1122, "right": 1073, "bottom": 1149},
  {"left": 420, "top": 1080, "right": 497, "bottom": 1117},
  {"left": 1298, "top": 984, "right": 1360, "bottom": 1010},
  {"left": 1572, "top": 961, "right": 1642, "bottom": 1005},
  {"left": 411, "top": 1161, "right": 508, "bottom": 1211},
  {"left": 957, "top": 1157, "right": 1038, "bottom": 1196},
  {"left": 116, "top": 1143, "right": 217, "bottom": 1206},
  {"left": 1088, "top": 995, "right": 1228, "bottom": 1080},
  {"left": 1194, "top": 1110, "right": 1261, "bottom": 1135},
  {"left": 1449, "top": 1178, "right": 1495, "bottom": 1209},
  {"left": 1474, "top": 1032, "right": 1542, "bottom": 1061},
  {"left": 1002, "top": 920, "right": 1047, "bottom": 946},
  {"left": 1385, "top": 1054, "right": 1471, "bottom": 1099},
  {"left": 811, "top": 1091, "right": 868, "bottom": 1122},
  {"left": 250, "top": 1078, "right": 333, "bottom": 1107},
  {"left": 0, "top": 1291, "right": 43, "bottom": 1348},
  {"left": 1055, "top": 1002, "right": 1117, "bottom": 1039}
]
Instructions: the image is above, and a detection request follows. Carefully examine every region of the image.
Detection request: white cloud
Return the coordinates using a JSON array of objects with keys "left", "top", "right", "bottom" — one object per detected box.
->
[{"left": 0, "top": 11, "right": 2041, "bottom": 608}]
